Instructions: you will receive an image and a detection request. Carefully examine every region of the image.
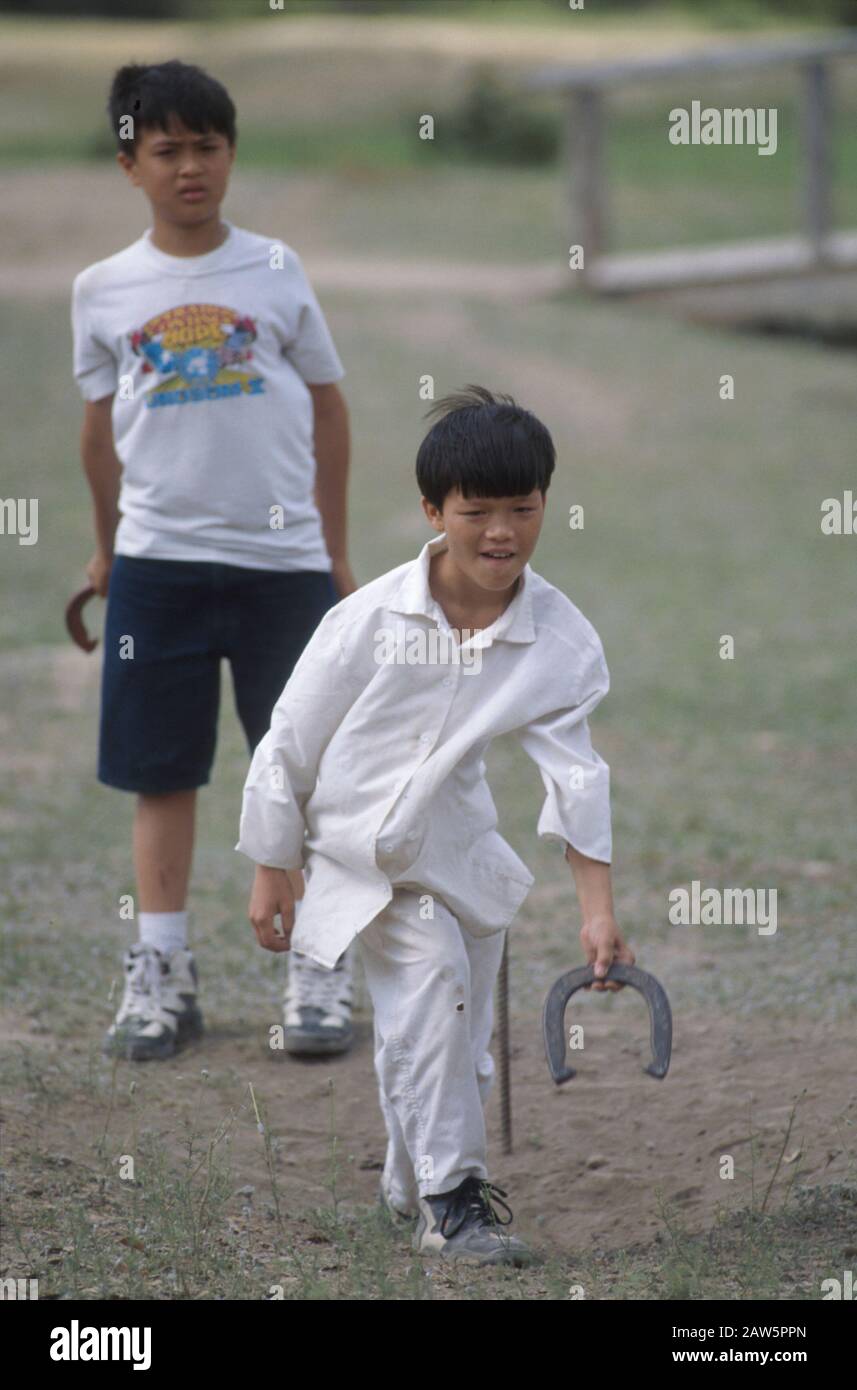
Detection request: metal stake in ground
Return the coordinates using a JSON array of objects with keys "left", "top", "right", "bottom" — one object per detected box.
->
[{"left": 497, "top": 931, "right": 512, "bottom": 1154}]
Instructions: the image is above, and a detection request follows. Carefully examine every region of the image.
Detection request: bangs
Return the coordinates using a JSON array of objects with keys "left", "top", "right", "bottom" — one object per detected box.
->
[
  {"left": 416, "top": 386, "right": 555, "bottom": 510},
  {"left": 108, "top": 61, "right": 237, "bottom": 154}
]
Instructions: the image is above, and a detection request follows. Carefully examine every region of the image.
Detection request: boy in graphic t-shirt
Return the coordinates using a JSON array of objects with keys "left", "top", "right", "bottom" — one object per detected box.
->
[{"left": 71, "top": 59, "right": 357, "bottom": 1061}]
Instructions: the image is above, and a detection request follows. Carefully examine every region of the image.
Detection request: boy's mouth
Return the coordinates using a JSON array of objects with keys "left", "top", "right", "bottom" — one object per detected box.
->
[
  {"left": 480, "top": 550, "right": 516, "bottom": 565},
  {"left": 179, "top": 187, "right": 207, "bottom": 202}
]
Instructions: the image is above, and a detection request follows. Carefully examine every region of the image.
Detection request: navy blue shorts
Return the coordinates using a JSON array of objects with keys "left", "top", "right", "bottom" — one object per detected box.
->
[{"left": 98, "top": 556, "right": 339, "bottom": 794}]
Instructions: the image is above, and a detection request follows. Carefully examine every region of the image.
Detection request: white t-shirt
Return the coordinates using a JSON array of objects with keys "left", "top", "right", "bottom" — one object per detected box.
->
[{"left": 70, "top": 220, "right": 345, "bottom": 571}]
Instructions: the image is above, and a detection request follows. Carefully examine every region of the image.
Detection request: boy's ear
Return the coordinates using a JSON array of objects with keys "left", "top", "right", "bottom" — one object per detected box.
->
[
  {"left": 420, "top": 496, "right": 447, "bottom": 533},
  {"left": 116, "top": 150, "right": 139, "bottom": 184}
]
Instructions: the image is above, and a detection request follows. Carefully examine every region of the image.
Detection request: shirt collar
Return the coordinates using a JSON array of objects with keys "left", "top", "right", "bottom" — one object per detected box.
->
[{"left": 389, "top": 532, "right": 536, "bottom": 645}]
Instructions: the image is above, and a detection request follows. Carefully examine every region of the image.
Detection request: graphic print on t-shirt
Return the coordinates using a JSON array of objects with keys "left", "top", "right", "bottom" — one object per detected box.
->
[{"left": 129, "top": 303, "right": 264, "bottom": 409}]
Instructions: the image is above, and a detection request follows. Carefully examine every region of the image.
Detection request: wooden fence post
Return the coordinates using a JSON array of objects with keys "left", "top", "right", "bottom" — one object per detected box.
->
[
  {"left": 801, "top": 58, "right": 833, "bottom": 261},
  {"left": 567, "top": 86, "right": 606, "bottom": 278}
]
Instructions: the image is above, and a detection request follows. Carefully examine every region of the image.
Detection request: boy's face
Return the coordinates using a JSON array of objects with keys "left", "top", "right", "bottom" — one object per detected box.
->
[
  {"left": 422, "top": 487, "right": 545, "bottom": 593},
  {"left": 117, "top": 113, "right": 235, "bottom": 225}
]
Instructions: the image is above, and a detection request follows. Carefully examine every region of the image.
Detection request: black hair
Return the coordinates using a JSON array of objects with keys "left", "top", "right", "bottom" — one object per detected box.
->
[
  {"left": 416, "top": 384, "right": 555, "bottom": 511},
  {"left": 107, "top": 60, "right": 237, "bottom": 158}
]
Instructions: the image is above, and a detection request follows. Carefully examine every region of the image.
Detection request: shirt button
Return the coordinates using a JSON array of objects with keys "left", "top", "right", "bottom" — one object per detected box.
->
[
  {"left": 382, "top": 843, "right": 394, "bottom": 854},
  {"left": 406, "top": 831, "right": 419, "bottom": 841},
  {"left": 419, "top": 734, "right": 431, "bottom": 744},
  {"left": 442, "top": 677, "right": 453, "bottom": 688}
]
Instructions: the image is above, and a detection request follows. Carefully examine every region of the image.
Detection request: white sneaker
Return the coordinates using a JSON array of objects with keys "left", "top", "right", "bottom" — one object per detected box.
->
[
  {"left": 283, "top": 948, "right": 354, "bottom": 1055},
  {"left": 103, "top": 942, "right": 203, "bottom": 1061}
]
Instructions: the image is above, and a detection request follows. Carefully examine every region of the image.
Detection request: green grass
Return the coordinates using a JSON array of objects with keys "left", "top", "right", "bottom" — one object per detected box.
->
[{"left": 3, "top": 269, "right": 856, "bottom": 1022}]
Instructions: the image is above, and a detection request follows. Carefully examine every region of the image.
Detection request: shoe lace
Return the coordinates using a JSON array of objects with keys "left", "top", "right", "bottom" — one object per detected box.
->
[
  {"left": 439, "top": 1176, "right": 513, "bottom": 1239},
  {"left": 124, "top": 946, "right": 164, "bottom": 1014}
]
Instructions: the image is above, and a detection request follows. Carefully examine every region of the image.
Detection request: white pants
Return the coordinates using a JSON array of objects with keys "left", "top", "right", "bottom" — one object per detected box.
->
[{"left": 356, "top": 886, "right": 506, "bottom": 1205}]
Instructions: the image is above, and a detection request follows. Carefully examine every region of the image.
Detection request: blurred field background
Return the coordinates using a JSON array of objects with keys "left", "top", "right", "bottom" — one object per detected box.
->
[{"left": 1, "top": 0, "right": 856, "bottom": 1301}]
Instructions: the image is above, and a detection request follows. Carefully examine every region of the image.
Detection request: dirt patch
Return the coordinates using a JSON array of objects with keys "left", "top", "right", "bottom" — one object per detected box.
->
[{"left": 3, "top": 995, "right": 854, "bottom": 1276}]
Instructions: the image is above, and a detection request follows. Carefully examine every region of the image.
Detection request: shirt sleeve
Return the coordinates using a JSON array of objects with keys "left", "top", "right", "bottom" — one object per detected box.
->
[
  {"left": 282, "top": 252, "right": 345, "bottom": 385},
  {"left": 514, "top": 638, "right": 612, "bottom": 864},
  {"left": 234, "top": 603, "right": 352, "bottom": 871},
  {"left": 70, "top": 273, "right": 119, "bottom": 401}
]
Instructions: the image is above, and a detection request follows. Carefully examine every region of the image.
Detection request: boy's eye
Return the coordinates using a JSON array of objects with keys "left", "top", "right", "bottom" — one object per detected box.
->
[
  {"left": 155, "top": 145, "right": 218, "bottom": 155},
  {"left": 462, "top": 506, "right": 535, "bottom": 516}
]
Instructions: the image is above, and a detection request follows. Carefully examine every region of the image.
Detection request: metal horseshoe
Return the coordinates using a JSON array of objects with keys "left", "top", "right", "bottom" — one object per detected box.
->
[
  {"left": 65, "top": 585, "right": 98, "bottom": 653},
  {"left": 543, "top": 963, "right": 672, "bottom": 1085}
]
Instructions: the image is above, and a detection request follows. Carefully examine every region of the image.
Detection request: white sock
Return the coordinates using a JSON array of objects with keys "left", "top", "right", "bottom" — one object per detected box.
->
[{"left": 138, "top": 910, "right": 188, "bottom": 957}]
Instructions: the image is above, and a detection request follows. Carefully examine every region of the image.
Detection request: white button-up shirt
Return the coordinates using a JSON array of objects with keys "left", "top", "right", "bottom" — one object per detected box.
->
[{"left": 235, "top": 532, "right": 612, "bottom": 967}]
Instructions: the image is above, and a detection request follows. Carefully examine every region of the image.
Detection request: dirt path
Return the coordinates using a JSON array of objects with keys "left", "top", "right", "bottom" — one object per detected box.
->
[
  {"left": 0, "top": 166, "right": 562, "bottom": 302},
  {"left": 0, "top": 14, "right": 738, "bottom": 68}
]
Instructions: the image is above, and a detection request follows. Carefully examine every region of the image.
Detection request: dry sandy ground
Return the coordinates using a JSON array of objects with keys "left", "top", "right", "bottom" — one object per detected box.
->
[
  {"left": 2, "top": 647, "right": 854, "bottom": 1271},
  {"left": 3, "top": 943, "right": 856, "bottom": 1265}
]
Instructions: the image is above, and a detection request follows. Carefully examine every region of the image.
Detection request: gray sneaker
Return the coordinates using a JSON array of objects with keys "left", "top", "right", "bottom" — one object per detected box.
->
[
  {"left": 283, "top": 948, "right": 354, "bottom": 1055},
  {"left": 413, "top": 1176, "right": 537, "bottom": 1266},
  {"left": 103, "top": 942, "right": 204, "bottom": 1061}
]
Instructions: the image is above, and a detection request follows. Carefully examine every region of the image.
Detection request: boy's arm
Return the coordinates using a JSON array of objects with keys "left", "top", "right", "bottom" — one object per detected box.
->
[
  {"left": 564, "top": 843, "right": 634, "bottom": 993},
  {"left": 80, "top": 394, "right": 121, "bottom": 596},
  {"left": 237, "top": 604, "right": 363, "bottom": 951},
  {"left": 514, "top": 639, "right": 633, "bottom": 990},
  {"left": 514, "top": 695, "right": 612, "bottom": 865},
  {"left": 71, "top": 274, "right": 121, "bottom": 588},
  {"left": 308, "top": 382, "right": 355, "bottom": 598}
]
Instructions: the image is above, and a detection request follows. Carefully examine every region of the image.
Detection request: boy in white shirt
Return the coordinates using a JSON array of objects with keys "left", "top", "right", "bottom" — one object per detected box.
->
[
  {"left": 237, "top": 386, "right": 634, "bottom": 1264},
  {"left": 71, "top": 59, "right": 358, "bottom": 1061}
]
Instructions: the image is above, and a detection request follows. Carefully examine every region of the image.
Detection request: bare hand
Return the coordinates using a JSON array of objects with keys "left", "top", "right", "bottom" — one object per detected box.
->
[
  {"left": 580, "top": 916, "right": 635, "bottom": 992},
  {"left": 86, "top": 550, "right": 112, "bottom": 598},
  {"left": 248, "top": 865, "right": 295, "bottom": 953}
]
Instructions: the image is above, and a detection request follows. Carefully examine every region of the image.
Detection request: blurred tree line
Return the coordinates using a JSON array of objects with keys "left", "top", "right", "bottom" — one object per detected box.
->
[{"left": 2, "top": 0, "right": 856, "bottom": 24}]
